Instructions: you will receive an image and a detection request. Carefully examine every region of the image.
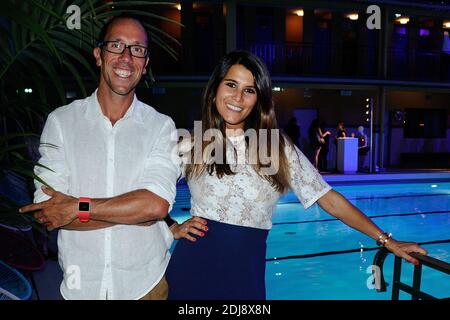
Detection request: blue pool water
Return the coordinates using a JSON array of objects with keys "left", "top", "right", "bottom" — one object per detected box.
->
[{"left": 170, "top": 181, "right": 450, "bottom": 300}]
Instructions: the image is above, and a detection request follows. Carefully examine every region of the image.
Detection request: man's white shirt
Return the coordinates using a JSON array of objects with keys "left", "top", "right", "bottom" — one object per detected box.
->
[{"left": 34, "top": 90, "right": 180, "bottom": 299}]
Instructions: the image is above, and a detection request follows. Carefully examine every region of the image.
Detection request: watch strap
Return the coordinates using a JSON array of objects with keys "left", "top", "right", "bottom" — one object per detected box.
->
[{"left": 78, "top": 197, "right": 91, "bottom": 223}]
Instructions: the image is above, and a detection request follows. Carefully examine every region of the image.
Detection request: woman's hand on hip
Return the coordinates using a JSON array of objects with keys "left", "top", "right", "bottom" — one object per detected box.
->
[{"left": 170, "top": 216, "right": 208, "bottom": 241}]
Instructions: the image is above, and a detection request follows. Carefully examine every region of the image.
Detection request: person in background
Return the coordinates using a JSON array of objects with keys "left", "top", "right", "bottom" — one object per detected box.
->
[
  {"left": 356, "top": 126, "right": 369, "bottom": 172},
  {"left": 309, "top": 119, "right": 330, "bottom": 169},
  {"left": 334, "top": 121, "right": 347, "bottom": 171},
  {"left": 318, "top": 121, "right": 330, "bottom": 172},
  {"left": 284, "top": 116, "right": 301, "bottom": 149},
  {"left": 335, "top": 121, "right": 347, "bottom": 141}
]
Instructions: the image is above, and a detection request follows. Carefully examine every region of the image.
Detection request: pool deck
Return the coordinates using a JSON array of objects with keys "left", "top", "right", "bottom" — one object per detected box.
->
[{"left": 321, "top": 169, "right": 450, "bottom": 184}]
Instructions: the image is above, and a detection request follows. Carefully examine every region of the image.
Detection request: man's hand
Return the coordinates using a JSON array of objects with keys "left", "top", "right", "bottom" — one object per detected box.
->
[{"left": 20, "top": 186, "right": 78, "bottom": 231}]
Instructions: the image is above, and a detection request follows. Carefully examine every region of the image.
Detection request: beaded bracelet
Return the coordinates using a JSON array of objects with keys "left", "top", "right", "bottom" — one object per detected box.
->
[{"left": 376, "top": 232, "right": 392, "bottom": 247}]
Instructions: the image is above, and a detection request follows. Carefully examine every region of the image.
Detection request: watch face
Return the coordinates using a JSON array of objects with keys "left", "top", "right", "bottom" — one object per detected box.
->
[{"left": 79, "top": 202, "right": 90, "bottom": 211}]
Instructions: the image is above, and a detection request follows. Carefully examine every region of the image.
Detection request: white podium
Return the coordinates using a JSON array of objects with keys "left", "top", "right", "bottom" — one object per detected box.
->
[{"left": 337, "top": 137, "right": 358, "bottom": 174}]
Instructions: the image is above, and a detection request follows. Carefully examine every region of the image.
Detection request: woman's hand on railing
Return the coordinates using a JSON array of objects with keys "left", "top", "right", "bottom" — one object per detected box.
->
[
  {"left": 170, "top": 216, "right": 208, "bottom": 241},
  {"left": 384, "top": 239, "right": 428, "bottom": 265}
]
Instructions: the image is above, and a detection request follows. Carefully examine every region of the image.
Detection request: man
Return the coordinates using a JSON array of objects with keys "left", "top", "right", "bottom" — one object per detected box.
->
[
  {"left": 20, "top": 16, "right": 180, "bottom": 300},
  {"left": 284, "top": 117, "right": 301, "bottom": 148},
  {"left": 356, "top": 126, "right": 369, "bottom": 172}
]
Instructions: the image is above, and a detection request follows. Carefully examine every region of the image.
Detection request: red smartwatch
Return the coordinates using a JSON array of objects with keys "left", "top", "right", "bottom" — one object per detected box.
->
[{"left": 77, "top": 197, "right": 91, "bottom": 223}]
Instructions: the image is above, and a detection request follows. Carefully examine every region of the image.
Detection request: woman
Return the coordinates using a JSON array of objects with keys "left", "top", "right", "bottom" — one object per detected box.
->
[
  {"left": 337, "top": 121, "right": 347, "bottom": 139},
  {"left": 356, "top": 125, "right": 369, "bottom": 172},
  {"left": 165, "top": 50, "right": 427, "bottom": 300},
  {"left": 318, "top": 121, "right": 330, "bottom": 171},
  {"left": 308, "top": 119, "right": 330, "bottom": 169},
  {"left": 333, "top": 121, "right": 347, "bottom": 170}
]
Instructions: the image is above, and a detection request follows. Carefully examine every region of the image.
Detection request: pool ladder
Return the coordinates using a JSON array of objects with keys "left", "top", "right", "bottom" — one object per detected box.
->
[{"left": 372, "top": 248, "right": 450, "bottom": 300}]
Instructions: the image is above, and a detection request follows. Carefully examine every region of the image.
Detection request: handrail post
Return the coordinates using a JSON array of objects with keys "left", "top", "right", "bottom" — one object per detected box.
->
[
  {"left": 392, "top": 256, "right": 402, "bottom": 300},
  {"left": 412, "top": 263, "right": 423, "bottom": 300},
  {"left": 374, "top": 248, "right": 450, "bottom": 300}
]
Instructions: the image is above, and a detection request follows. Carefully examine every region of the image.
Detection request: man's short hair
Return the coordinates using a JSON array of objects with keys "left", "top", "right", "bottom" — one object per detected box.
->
[{"left": 97, "top": 14, "right": 150, "bottom": 46}]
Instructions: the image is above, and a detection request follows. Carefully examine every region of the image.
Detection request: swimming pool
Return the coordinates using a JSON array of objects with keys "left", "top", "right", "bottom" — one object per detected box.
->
[{"left": 170, "top": 180, "right": 450, "bottom": 300}]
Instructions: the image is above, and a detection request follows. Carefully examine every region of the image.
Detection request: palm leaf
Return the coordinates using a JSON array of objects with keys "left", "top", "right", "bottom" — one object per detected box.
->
[{"left": 0, "top": 1, "right": 62, "bottom": 80}]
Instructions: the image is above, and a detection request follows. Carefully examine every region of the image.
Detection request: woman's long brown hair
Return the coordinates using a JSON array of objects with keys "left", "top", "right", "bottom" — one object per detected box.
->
[{"left": 185, "top": 50, "right": 293, "bottom": 193}]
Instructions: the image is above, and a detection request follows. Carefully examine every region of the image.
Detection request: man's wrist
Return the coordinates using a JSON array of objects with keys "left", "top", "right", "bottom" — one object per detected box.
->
[{"left": 69, "top": 197, "right": 78, "bottom": 218}]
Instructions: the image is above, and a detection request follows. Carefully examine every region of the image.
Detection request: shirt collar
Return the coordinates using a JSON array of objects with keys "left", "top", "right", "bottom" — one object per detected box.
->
[{"left": 84, "top": 89, "right": 144, "bottom": 124}]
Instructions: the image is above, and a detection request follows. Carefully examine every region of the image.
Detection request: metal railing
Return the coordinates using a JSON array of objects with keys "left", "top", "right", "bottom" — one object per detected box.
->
[
  {"left": 373, "top": 247, "right": 450, "bottom": 300},
  {"left": 387, "top": 47, "right": 450, "bottom": 81},
  {"left": 242, "top": 41, "right": 450, "bottom": 81},
  {"left": 246, "top": 41, "right": 378, "bottom": 77}
]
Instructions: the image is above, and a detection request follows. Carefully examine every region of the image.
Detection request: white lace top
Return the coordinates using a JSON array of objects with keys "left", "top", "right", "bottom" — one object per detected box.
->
[{"left": 179, "top": 135, "right": 331, "bottom": 230}]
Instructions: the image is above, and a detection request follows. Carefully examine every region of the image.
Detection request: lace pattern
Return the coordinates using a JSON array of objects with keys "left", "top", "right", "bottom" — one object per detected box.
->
[{"left": 179, "top": 137, "right": 331, "bottom": 230}]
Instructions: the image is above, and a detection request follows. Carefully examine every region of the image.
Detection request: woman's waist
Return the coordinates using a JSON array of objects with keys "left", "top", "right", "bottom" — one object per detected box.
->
[
  {"left": 190, "top": 216, "right": 269, "bottom": 242},
  {"left": 190, "top": 208, "right": 273, "bottom": 231}
]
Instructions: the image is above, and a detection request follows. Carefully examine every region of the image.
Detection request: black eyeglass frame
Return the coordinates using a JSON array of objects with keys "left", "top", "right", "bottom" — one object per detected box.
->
[{"left": 97, "top": 41, "right": 149, "bottom": 58}]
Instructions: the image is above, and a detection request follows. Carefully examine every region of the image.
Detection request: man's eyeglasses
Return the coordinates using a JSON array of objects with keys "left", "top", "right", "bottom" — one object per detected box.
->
[{"left": 98, "top": 41, "right": 149, "bottom": 58}]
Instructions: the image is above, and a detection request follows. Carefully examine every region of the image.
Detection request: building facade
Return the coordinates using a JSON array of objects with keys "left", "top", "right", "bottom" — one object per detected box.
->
[{"left": 145, "top": 0, "right": 450, "bottom": 171}]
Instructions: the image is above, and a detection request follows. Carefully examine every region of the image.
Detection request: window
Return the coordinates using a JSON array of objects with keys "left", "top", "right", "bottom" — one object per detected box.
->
[{"left": 404, "top": 108, "right": 447, "bottom": 138}]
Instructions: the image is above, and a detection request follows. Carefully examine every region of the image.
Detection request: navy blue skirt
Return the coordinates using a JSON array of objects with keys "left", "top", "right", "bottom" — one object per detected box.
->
[{"left": 166, "top": 218, "right": 269, "bottom": 300}]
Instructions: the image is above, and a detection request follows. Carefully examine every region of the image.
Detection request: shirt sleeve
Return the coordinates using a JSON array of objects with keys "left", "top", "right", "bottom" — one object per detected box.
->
[
  {"left": 137, "top": 118, "right": 181, "bottom": 211},
  {"left": 34, "top": 112, "right": 70, "bottom": 203},
  {"left": 286, "top": 143, "right": 332, "bottom": 209}
]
